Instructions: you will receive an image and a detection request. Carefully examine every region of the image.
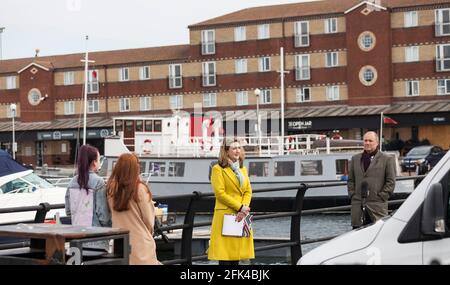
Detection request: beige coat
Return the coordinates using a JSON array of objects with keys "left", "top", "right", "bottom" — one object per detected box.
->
[
  {"left": 348, "top": 151, "right": 396, "bottom": 227},
  {"left": 108, "top": 185, "right": 160, "bottom": 265}
]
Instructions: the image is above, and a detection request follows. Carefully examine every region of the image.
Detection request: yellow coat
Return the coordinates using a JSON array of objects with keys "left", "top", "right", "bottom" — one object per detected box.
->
[{"left": 207, "top": 164, "right": 255, "bottom": 261}]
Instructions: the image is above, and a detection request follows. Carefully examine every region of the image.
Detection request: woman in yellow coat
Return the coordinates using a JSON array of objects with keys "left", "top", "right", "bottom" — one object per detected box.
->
[{"left": 208, "top": 137, "right": 255, "bottom": 265}]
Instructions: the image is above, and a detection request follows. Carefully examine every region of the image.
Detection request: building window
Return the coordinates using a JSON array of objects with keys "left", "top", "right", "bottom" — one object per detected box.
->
[
  {"left": 6, "top": 76, "right": 16, "bottom": 89},
  {"left": 170, "top": 95, "right": 183, "bottom": 109},
  {"left": 203, "top": 93, "right": 217, "bottom": 108},
  {"left": 325, "top": 18, "right": 337, "bottom": 33},
  {"left": 294, "top": 21, "right": 309, "bottom": 47},
  {"left": 140, "top": 97, "right": 151, "bottom": 111},
  {"left": 404, "top": 11, "right": 418, "bottom": 28},
  {"left": 326, "top": 86, "right": 340, "bottom": 101},
  {"left": 119, "top": 98, "right": 131, "bottom": 112},
  {"left": 437, "top": 79, "right": 450, "bottom": 95},
  {"left": 235, "top": 59, "right": 247, "bottom": 74},
  {"left": 169, "top": 64, "right": 182, "bottom": 88},
  {"left": 236, "top": 91, "right": 248, "bottom": 106},
  {"left": 295, "top": 54, "right": 310, "bottom": 80},
  {"left": 406, "top": 81, "right": 419, "bottom": 96},
  {"left": 260, "top": 89, "right": 272, "bottom": 104},
  {"left": 202, "top": 61, "right": 216, "bottom": 87},
  {"left": 296, "top": 87, "right": 311, "bottom": 102},
  {"left": 88, "top": 70, "right": 99, "bottom": 94},
  {"left": 436, "top": 44, "right": 450, "bottom": 71},
  {"left": 359, "top": 65, "right": 378, "bottom": 86},
  {"left": 63, "top": 72, "right": 74, "bottom": 85},
  {"left": 259, "top": 57, "right": 271, "bottom": 72},
  {"left": 64, "top": 101, "right": 75, "bottom": 115},
  {"left": 358, "top": 31, "right": 376, "bottom": 51},
  {"left": 257, "top": 24, "right": 270, "bottom": 39},
  {"left": 119, "top": 67, "right": 129, "bottom": 81},
  {"left": 201, "top": 29, "right": 215, "bottom": 55},
  {"left": 234, "top": 26, "right": 246, "bottom": 42},
  {"left": 435, "top": 9, "right": 450, "bottom": 36},
  {"left": 405, "top": 46, "right": 419, "bottom": 62},
  {"left": 88, "top": 100, "right": 99, "bottom": 113},
  {"left": 139, "top": 66, "right": 150, "bottom": 80},
  {"left": 325, "top": 52, "right": 338, "bottom": 67}
]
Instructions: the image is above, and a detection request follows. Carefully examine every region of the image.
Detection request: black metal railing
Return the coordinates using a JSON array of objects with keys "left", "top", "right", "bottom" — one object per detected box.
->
[{"left": 0, "top": 175, "right": 423, "bottom": 265}]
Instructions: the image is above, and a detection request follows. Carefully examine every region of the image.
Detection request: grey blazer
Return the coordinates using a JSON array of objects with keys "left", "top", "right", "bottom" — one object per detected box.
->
[{"left": 347, "top": 151, "right": 396, "bottom": 227}]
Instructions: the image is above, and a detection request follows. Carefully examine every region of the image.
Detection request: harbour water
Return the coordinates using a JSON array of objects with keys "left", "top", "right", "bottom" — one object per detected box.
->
[{"left": 160, "top": 213, "right": 352, "bottom": 265}]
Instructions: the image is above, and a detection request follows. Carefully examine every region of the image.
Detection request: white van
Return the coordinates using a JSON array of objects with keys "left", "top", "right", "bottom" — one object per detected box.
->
[{"left": 298, "top": 150, "right": 450, "bottom": 265}]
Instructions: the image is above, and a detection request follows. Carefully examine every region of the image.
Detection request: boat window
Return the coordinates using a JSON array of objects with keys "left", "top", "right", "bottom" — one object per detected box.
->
[
  {"left": 168, "top": 162, "right": 185, "bottom": 177},
  {"left": 248, "top": 161, "right": 269, "bottom": 177},
  {"left": 0, "top": 179, "right": 31, "bottom": 194},
  {"left": 300, "top": 160, "right": 323, "bottom": 176},
  {"left": 154, "top": 120, "right": 162, "bottom": 132},
  {"left": 335, "top": 159, "right": 349, "bottom": 175},
  {"left": 125, "top": 120, "right": 133, "bottom": 131},
  {"left": 136, "top": 120, "right": 144, "bottom": 132},
  {"left": 145, "top": 120, "right": 153, "bottom": 132},
  {"left": 274, "top": 161, "right": 295, "bottom": 176},
  {"left": 22, "top": 173, "right": 54, "bottom": 189},
  {"left": 139, "top": 161, "right": 147, "bottom": 173},
  {"left": 115, "top": 120, "right": 123, "bottom": 132},
  {"left": 149, "top": 162, "right": 166, "bottom": 177}
]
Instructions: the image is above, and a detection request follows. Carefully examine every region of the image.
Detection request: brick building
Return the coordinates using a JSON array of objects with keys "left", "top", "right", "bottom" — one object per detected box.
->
[{"left": 0, "top": 0, "right": 449, "bottom": 166}]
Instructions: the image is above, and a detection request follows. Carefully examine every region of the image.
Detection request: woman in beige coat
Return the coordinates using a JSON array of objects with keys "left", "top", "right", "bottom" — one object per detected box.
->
[{"left": 106, "top": 153, "right": 160, "bottom": 265}]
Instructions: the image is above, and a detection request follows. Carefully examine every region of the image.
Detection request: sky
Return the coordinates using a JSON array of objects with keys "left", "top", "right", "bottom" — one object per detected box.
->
[{"left": 0, "top": 0, "right": 316, "bottom": 60}]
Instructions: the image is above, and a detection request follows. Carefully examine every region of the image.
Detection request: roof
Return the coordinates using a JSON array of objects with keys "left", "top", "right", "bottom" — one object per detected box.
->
[
  {"left": 224, "top": 100, "right": 450, "bottom": 121},
  {"left": 190, "top": 0, "right": 450, "bottom": 28},
  {"left": 0, "top": 117, "right": 112, "bottom": 132},
  {"left": 0, "top": 45, "right": 190, "bottom": 74}
]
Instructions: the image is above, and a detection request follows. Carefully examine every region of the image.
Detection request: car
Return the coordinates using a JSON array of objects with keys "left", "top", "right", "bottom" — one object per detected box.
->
[
  {"left": 298, "top": 150, "right": 450, "bottom": 265},
  {"left": 400, "top": 145, "right": 444, "bottom": 172}
]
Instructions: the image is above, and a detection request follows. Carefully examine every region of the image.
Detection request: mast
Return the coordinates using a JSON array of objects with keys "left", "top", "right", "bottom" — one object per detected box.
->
[{"left": 80, "top": 35, "right": 95, "bottom": 146}]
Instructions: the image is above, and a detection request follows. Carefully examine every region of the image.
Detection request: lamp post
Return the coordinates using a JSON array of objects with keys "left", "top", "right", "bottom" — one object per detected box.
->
[
  {"left": 254, "top": 88, "right": 261, "bottom": 155},
  {"left": 10, "top": 103, "right": 16, "bottom": 160},
  {"left": 0, "top": 27, "right": 5, "bottom": 60}
]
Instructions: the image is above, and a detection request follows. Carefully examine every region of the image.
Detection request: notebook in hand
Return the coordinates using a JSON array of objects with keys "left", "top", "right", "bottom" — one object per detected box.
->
[{"left": 222, "top": 214, "right": 244, "bottom": 237}]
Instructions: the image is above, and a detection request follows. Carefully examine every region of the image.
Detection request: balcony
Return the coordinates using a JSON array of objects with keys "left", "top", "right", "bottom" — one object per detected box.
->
[
  {"left": 435, "top": 57, "right": 450, "bottom": 72},
  {"left": 202, "top": 73, "right": 216, "bottom": 87},
  {"left": 201, "top": 42, "right": 215, "bottom": 55},
  {"left": 294, "top": 34, "right": 310, "bottom": 48},
  {"left": 435, "top": 22, "right": 450, "bottom": 37},
  {"left": 295, "top": 67, "right": 311, "bottom": 81},
  {"left": 169, "top": 76, "right": 183, "bottom": 89}
]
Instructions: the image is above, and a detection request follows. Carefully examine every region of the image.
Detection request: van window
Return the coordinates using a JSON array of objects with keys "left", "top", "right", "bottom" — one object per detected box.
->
[{"left": 445, "top": 169, "right": 450, "bottom": 229}]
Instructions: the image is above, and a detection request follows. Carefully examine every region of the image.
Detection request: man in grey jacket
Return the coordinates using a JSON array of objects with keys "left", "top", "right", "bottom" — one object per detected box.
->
[{"left": 348, "top": 131, "right": 396, "bottom": 228}]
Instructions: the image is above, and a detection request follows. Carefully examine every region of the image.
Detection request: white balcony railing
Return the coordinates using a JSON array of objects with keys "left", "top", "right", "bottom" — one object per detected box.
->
[{"left": 435, "top": 22, "right": 450, "bottom": 37}]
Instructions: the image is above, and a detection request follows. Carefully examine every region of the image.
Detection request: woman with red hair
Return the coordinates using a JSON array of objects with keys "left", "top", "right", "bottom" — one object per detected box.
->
[{"left": 106, "top": 153, "right": 160, "bottom": 265}]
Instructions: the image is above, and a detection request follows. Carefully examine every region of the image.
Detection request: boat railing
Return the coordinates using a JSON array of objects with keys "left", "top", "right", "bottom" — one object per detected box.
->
[
  {"left": 0, "top": 175, "right": 424, "bottom": 264},
  {"left": 115, "top": 133, "right": 363, "bottom": 158}
]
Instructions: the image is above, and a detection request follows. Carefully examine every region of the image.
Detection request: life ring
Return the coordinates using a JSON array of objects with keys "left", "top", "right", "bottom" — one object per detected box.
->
[{"left": 142, "top": 139, "right": 152, "bottom": 154}]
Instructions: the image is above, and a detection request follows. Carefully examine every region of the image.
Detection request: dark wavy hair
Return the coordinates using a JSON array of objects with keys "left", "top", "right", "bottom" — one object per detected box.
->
[{"left": 76, "top": 144, "right": 99, "bottom": 192}]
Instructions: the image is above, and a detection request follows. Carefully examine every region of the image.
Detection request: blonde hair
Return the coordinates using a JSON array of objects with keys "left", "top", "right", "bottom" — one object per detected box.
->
[{"left": 218, "top": 137, "right": 245, "bottom": 168}]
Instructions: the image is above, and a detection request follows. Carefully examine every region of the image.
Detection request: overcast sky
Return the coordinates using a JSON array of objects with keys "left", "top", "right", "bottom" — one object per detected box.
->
[{"left": 0, "top": 0, "right": 316, "bottom": 60}]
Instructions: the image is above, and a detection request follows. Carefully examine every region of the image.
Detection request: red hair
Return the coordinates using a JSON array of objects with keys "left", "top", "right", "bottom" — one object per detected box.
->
[{"left": 106, "top": 153, "right": 151, "bottom": 211}]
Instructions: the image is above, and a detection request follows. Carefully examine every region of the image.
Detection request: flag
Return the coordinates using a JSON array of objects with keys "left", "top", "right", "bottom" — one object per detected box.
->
[
  {"left": 91, "top": 70, "right": 97, "bottom": 79},
  {"left": 242, "top": 214, "right": 253, "bottom": 237},
  {"left": 383, "top": 115, "right": 397, "bottom": 125}
]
